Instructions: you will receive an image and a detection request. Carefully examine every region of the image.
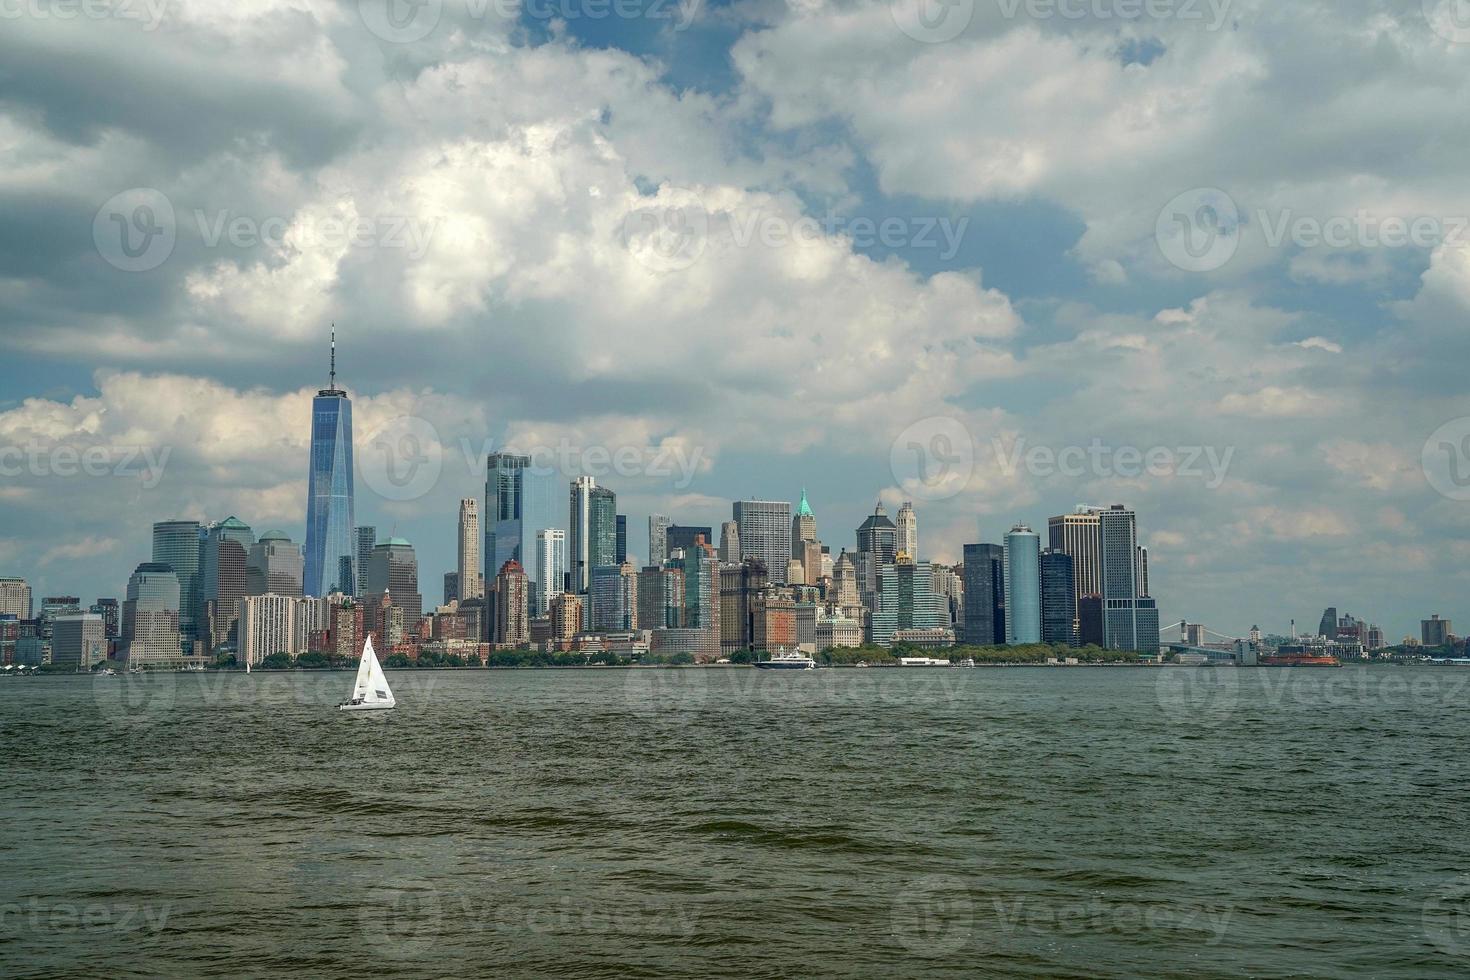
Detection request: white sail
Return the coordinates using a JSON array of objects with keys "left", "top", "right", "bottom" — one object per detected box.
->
[{"left": 345, "top": 635, "right": 395, "bottom": 708}]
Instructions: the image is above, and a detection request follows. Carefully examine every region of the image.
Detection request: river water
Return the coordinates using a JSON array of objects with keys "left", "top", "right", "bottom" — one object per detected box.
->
[{"left": 2, "top": 666, "right": 1467, "bottom": 977}]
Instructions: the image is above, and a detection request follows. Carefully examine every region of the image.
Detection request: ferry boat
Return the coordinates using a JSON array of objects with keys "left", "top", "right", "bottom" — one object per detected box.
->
[{"left": 754, "top": 652, "right": 816, "bottom": 670}]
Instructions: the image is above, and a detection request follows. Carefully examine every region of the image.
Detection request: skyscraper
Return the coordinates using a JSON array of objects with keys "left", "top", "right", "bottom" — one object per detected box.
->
[
  {"left": 246, "top": 531, "right": 304, "bottom": 597},
  {"left": 304, "top": 331, "right": 355, "bottom": 597},
  {"left": 0, "top": 577, "right": 31, "bottom": 619},
  {"left": 365, "top": 538, "right": 422, "bottom": 623},
  {"left": 1003, "top": 524, "right": 1041, "bottom": 645},
  {"left": 589, "top": 563, "right": 638, "bottom": 632},
  {"left": 719, "top": 521, "right": 740, "bottom": 563},
  {"left": 589, "top": 487, "right": 618, "bottom": 570},
  {"left": 870, "top": 559, "right": 950, "bottom": 647},
  {"left": 616, "top": 514, "right": 628, "bottom": 565},
  {"left": 494, "top": 560, "right": 530, "bottom": 647},
  {"left": 1040, "top": 549, "right": 1077, "bottom": 646},
  {"left": 534, "top": 529, "right": 566, "bottom": 615},
  {"left": 960, "top": 543, "right": 1005, "bottom": 646},
  {"left": 648, "top": 514, "right": 671, "bottom": 568},
  {"left": 200, "top": 517, "right": 254, "bottom": 650},
  {"left": 485, "top": 452, "right": 557, "bottom": 597},
  {"left": 1099, "top": 506, "right": 1159, "bottom": 654},
  {"left": 666, "top": 525, "right": 713, "bottom": 555},
  {"left": 896, "top": 501, "right": 917, "bottom": 561},
  {"left": 856, "top": 503, "right": 898, "bottom": 565},
  {"left": 791, "top": 488, "right": 817, "bottom": 558},
  {"left": 734, "top": 500, "right": 792, "bottom": 585},
  {"left": 151, "top": 520, "right": 200, "bottom": 642},
  {"left": 52, "top": 613, "right": 106, "bottom": 668},
  {"left": 569, "top": 477, "right": 596, "bottom": 592},
  {"left": 354, "top": 526, "right": 377, "bottom": 598},
  {"left": 121, "top": 562, "right": 181, "bottom": 666},
  {"left": 1047, "top": 510, "right": 1102, "bottom": 612},
  {"left": 458, "top": 498, "right": 482, "bottom": 600}
]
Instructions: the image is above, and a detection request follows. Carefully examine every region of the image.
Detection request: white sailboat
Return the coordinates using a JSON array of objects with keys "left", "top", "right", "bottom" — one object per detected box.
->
[{"left": 338, "top": 635, "right": 396, "bottom": 711}]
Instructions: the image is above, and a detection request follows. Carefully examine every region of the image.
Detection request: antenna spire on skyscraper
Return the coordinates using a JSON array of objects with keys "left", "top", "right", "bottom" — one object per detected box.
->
[{"left": 330, "top": 324, "right": 336, "bottom": 390}]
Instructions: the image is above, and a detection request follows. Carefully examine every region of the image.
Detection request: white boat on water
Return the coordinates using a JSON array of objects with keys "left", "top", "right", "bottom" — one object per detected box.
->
[
  {"left": 754, "top": 651, "right": 816, "bottom": 670},
  {"left": 339, "top": 636, "right": 396, "bottom": 711}
]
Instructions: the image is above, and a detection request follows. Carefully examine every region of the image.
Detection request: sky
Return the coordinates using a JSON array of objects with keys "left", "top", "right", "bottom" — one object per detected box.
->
[{"left": 4, "top": 0, "right": 1470, "bottom": 640}]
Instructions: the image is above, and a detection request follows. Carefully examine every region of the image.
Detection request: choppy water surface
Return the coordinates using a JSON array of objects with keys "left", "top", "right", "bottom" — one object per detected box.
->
[{"left": 3, "top": 666, "right": 1468, "bottom": 977}]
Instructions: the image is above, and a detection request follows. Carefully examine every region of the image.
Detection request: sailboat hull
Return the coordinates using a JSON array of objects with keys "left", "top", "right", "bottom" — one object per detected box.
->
[{"left": 338, "top": 701, "right": 395, "bottom": 711}]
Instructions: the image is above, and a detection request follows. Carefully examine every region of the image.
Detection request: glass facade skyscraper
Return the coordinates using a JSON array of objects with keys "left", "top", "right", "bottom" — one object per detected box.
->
[
  {"left": 151, "top": 519, "right": 200, "bottom": 643},
  {"left": 1004, "top": 524, "right": 1041, "bottom": 645},
  {"left": 304, "top": 334, "right": 355, "bottom": 597},
  {"left": 960, "top": 543, "right": 1005, "bottom": 646},
  {"left": 1040, "top": 549, "right": 1077, "bottom": 646},
  {"left": 486, "top": 452, "right": 555, "bottom": 596},
  {"left": 734, "top": 500, "right": 793, "bottom": 585}
]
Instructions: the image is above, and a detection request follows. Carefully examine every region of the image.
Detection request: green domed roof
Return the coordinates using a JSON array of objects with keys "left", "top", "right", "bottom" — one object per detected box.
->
[{"left": 796, "top": 488, "right": 813, "bottom": 517}]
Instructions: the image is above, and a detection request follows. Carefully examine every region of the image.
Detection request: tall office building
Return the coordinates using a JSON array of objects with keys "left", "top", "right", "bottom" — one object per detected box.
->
[
  {"left": 534, "top": 529, "right": 567, "bottom": 616},
  {"left": 304, "top": 331, "right": 355, "bottom": 597},
  {"left": 52, "top": 613, "right": 106, "bottom": 668},
  {"left": 246, "top": 531, "right": 304, "bottom": 597},
  {"left": 568, "top": 479, "right": 616, "bottom": 591},
  {"left": 0, "top": 577, "right": 32, "bottom": 619},
  {"left": 1040, "top": 549, "right": 1077, "bottom": 646},
  {"left": 1003, "top": 524, "right": 1041, "bottom": 645},
  {"left": 734, "top": 500, "right": 792, "bottom": 585},
  {"left": 354, "top": 526, "right": 377, "bottom": 598},
  {"left": 896, "top": 501, "right": 918, "bottom": 561},
  {"left": 616, "top": 515, "right": 628, "bottom": 565},
  {"left": 648, "top": 514, "right": 671, "bottom": 569},
  {"left": 791, "top": 489, "right": 817, "bottom": 558},
  {"left": 443, "top": 572, "right": 460, "bottom": 605},
  {"left": 1098, "top": 506, "right": 1158, "bottom": 653},
  {"left": 200, "top": 517, "right": 254, "bottom": 650},
  {"left": 1423, "top": 615, "right": 1453, "bottom": 647},
  {"left": 960, "top": 543, "right": 1005, "bottom": 646},
  {"left": 666, "top": 525, "right": 713, "bottom": 556},
  {"left": 588, "top": 563, "right": 638, "bottom": 632},
  {"left": 1136, "top": 545, "right": 1149, "bottom": 598},
  {"left": 856, "top": 503, "right": 898, "bottom": 565},
  {"left": 1047, "top": 510, "right": 1102, "bottom": 612},
  {"left": 91, "top": 598, "right": 120, "bottom": 639},
  {"left": 458, "top": 498, "right": 482, "bottom": 600},
  {"left": 720, "top": 557, "right": 769, "bottom": 655},
  {"left": 365, "top": 538, "right": 422, "bottom": 623},
  {"left": 718, "top": 521, "right": 740, "bottom": 563},
  {"left": 151, "top": 520, "right": 201, "bottom": 642},
  {"left": 870, "top": 559, "right": 950, "bottom": 648},
  {"left": 122, "top": 562, "right": 181, "bottom": 666},
  {"left": 675, "top": 536, "right": 718, "bottom": 632},
  {"left": 831, "top": 550, "right": 861, "bottom": 608},
  {"left": 494, "top": 560, "right": 530, "bottom": 647},
  {"left": 638, "top": 565, "right": 685, "bottom": 630},
  {"left": 1317, "top": 607, "right": 1338, "bottom": 640},
  {"left": 486, "top": 452, "right": 554, "bottom": 598}
]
